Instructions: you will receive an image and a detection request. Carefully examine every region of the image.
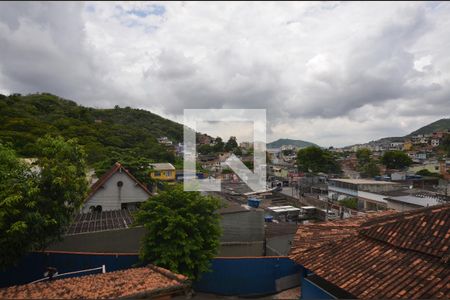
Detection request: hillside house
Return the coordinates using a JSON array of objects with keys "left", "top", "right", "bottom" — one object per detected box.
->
[
  {"left": 157, "top": 136, "right": 173, "bottom": 146},
  {"left": 149, "top": 163, "right": 176, "bottom": 181},
  {"left": 82, "top": 162, "right": 151, "bottom": 213}
]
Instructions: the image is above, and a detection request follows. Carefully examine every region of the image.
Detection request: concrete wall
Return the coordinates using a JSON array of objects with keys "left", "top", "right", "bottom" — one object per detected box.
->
[
  {"left": 220, "top": 210, "right": 265, "bottom": 242},
  {"left": 266, "top": 234, "right": 295, "bottom": 256},
  {"left": 387, "top": 200, "right": 420, "bottom": 212},
  {"left": 357, "top": 184, "right": 398, "bottom": 193},
  {"left": 48, "top": 211, "right": 265, "bottom": 257},
  {"left": 48, "top": 227, "right": 146, "bottom": 253},
  {"left": 219, "top": 210, "right": 265, "bottom": 256},
  {"left": 83, "top": 172, "right": 150, "bottom": 212},
  {"left": 218, "top": 242, "right": 264, "bottom": 257}
]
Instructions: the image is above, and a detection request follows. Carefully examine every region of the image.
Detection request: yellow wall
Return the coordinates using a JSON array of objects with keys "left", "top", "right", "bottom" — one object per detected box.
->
[
  {"left": 403, "top": 141, "right": 413, "bottom": 151},
  {"left": 408, "top": 163, "right": 440, "bottom": 174},
  {"left": 150, "top": 169, "right": 176, "bottom": 181}
]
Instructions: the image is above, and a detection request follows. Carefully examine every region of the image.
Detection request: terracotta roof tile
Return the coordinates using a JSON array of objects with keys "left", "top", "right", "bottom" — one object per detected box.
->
[
  {"left": 290, "top": 211, "right": 392, "bottom": 258},
  {"left": 289, "top": 204, "right": 450, "bottom": 299},
  {"left": 0, "top": 265, "right": 189, "bottom": 299}
]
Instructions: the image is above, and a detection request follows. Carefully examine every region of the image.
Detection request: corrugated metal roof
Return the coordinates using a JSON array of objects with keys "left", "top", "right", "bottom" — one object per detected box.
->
[{"left": 149, "top": 163, "right": 175, "bottom": 171}]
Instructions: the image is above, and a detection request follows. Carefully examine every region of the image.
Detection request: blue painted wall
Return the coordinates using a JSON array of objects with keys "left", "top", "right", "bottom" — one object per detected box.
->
[
  {"left": 0, "top": 253, "right": 301, "bottom": 298},
  {"left": 0, "top": 252, "right": 139, "bottom": 288},
  {"left": 193, "top": 257, "right": 302, "bottom": 296},
  {"left": 300, "top": 269, "right": 334, "bottom": 300}
]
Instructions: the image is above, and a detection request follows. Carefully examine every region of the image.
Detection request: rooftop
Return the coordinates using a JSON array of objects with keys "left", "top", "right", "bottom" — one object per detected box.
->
[
  {"left": 290, "top": 211, "right": 391, "bottom": 256},
  {"left": 86, "top": 162, "right": 151, "bottom": 202},
  {"left": 385, "top": 195, "right": 441, "bottom": 207},
  {"left": 330, "top": 178, "right": 399, "bottom": 185},
  {"left": 149, "top": 163, "right": 175, "bottom": 171},
  {"left": 66, "top": 209, "right": 134, "bottom": 235},
  {"left": 0, "top": 265, "right": 189, "bottom": 299},
  {"left": 289, "top": 204, "right": 450, "bottom": 299}
]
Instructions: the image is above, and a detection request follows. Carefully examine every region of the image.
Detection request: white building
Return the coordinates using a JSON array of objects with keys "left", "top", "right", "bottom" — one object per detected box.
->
[
  {"left": 328, "top": 179, "right": 400, "bottom": 211},
  {"left": 82, "top": 162, "right": 152, "bottom": 213}
]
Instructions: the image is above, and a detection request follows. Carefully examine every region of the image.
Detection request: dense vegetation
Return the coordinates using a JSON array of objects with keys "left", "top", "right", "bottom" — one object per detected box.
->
[
  {"left": 0, "top": 136, "right": 88, "bottom": 268},
  {"left": 381, "top": 150, "right": 413, "bottom": 170},
  {"left": 0, "top": 93, "right": 183, "bottom": 176},
  {"left": 356, "top": 148, "right": 380, "bottom": 178},
  {"left": 415, "top": 169, "right": 442, "bottom": 178},
  {"left": 339, "top": 197, "right": 358, "bottom": 210},
  {"left": 296, "top": 146, "right": 342, "bottom": 174},
  {"left": 135, "top": 185, "right": 221, "bottom": 279}
]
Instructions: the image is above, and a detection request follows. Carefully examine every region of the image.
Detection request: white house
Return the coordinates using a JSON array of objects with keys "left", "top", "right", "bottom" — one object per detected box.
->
[{"left": 82, "top": 162, "right": 152, "bottom": 213}]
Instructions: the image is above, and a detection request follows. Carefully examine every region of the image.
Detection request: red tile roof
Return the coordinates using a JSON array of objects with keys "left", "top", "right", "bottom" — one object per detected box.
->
[
  {"left": 290, "top": 211, "right": 393, "bottom": 256},
  {"left": 0, "top": 265, "right": 189, "bottom": 299},
  {"left": 289, "top": 205, "right": 450, "bottom": 299},
  {"left": 85, "top": 162, "right": 151, "bottom": 202}
]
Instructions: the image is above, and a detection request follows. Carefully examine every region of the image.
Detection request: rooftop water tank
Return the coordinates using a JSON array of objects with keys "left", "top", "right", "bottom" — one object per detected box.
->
[{"left": 247, "top": 198, "right": 260, "bottom": 208}]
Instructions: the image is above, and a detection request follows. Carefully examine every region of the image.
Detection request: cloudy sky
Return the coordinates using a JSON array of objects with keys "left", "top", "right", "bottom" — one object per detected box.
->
[{"left": 1, "top": 1, "right": 449, "bottom": 147}]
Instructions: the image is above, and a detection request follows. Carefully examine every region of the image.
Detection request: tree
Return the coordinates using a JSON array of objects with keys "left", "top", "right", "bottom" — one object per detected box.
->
[
  {"left": 224, "top": 136, "right": 238, "bottom": 152},
  {"left": 381, "top": 150, "right": 413, "bottom": 169},
  {"left": 356, "top": 148, "right": 380, "bottom": 178},
  {"left": 416, "top": 169, "right": 442, "bottom": 178},
  {"left": 360, "top": 160, "right": 380, "bottom": 178},
  {"left": 135, "top": 185, "right": 221, "bottom": 279},
  {"left": 339, "top": 197, "right": 358, "bottom": 210},
  {"left": 356, "top": 148, "right": 372, "bottom": 165},
  {"left": 213, "top": 137, "right": 224, "bottom": 153},
  {"left": 198, "top": 144, "right": 214, "bottom": 155},
  {"left": 233, "top": 147, "right": 242, "bottom": 156},
  {"left": 296, "top": 146, "right": 341, "bottom": 174},
  {"left": 0, "top": 136, "right": 88, "bottom": 268}
]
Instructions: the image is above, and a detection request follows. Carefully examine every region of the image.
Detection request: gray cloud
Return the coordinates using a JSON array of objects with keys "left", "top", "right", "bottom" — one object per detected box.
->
[{"left": 0, "top": 1, "right": 449, "bottom": 147}]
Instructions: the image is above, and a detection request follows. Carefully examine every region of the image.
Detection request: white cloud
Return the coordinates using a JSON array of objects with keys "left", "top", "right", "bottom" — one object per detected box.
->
[{"left": 0, "top": 1, "right": 449, "bottom": 147}]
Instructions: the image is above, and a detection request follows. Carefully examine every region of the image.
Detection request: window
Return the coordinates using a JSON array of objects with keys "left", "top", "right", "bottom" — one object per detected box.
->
[
  {"left": 117, "top": 181, "right": 123, "bottom": 187},
  {"left": 154, "top": 171, "right": 161, "bottom": 176},
  {"left": 95, "top": 205, "right": 102, "bottom": 213},
  {"left": 121, "top": 203, "right": 128, "bottom": 210},
  {"left": 165, "top": 171, "right": 172, "bottom": 177}
]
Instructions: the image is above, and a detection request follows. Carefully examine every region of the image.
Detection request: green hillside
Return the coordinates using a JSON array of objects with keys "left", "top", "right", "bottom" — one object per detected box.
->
[
  {"left": 267, "top": 138, "right": 318, "bottom": 149},
  {"left": 0, "top": 93, "right": 183, "bottom": 170},
  {"left": 409, "top": 118, "right": 450, "bottom": 136}
]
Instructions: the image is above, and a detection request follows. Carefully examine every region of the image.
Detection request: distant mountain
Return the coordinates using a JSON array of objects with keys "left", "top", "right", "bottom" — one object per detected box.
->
[
  {"left": 409, "top": 118, "right": 450, "bottom": 136},
  {"left": 267, "top": 138, "right": 318, "bottom": 149}
]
